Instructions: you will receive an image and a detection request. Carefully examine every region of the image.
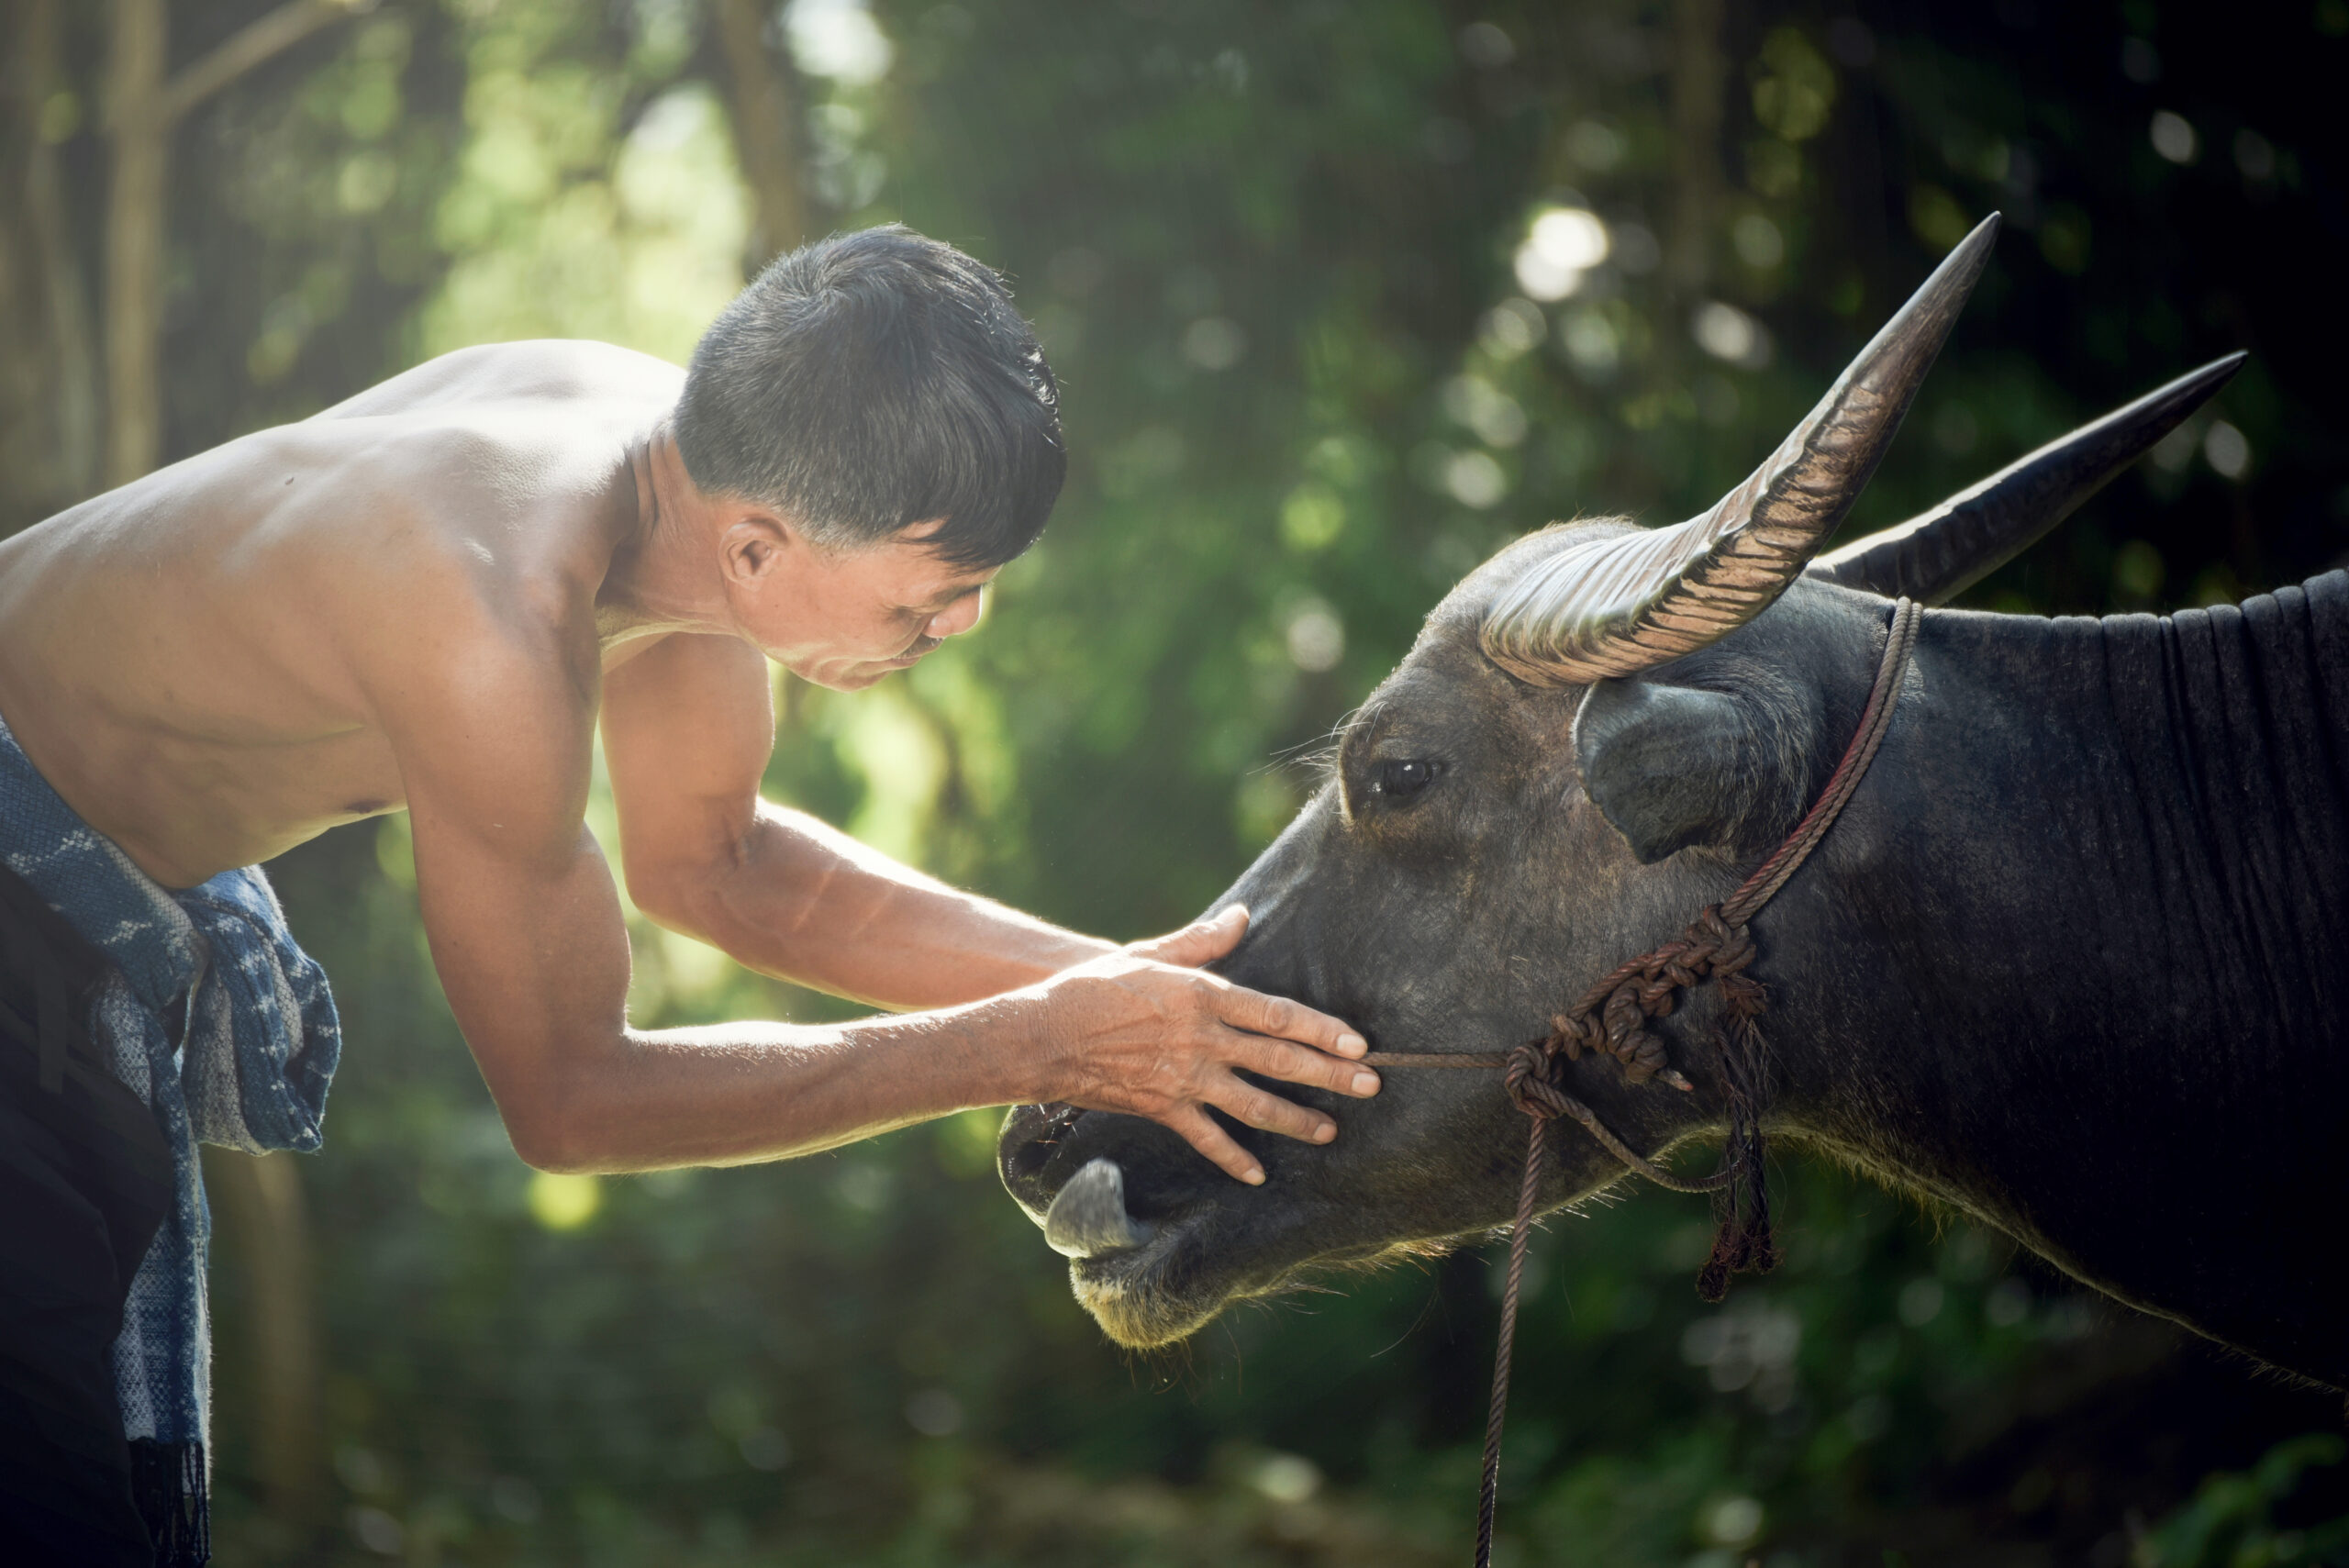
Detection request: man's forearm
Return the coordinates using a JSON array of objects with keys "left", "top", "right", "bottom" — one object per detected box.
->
[
  {"left": 653, "top": 803, "right": 1112, "bottom": 1009},
  {"left": 475, "top": 905, "right": 1374, "bottom": 1185},
  {"left": 512, "top": 995, "right": 1045, "bottom": 1173}
]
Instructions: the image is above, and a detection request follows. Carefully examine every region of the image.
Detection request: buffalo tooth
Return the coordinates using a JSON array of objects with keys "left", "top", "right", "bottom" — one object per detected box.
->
[{"left": 1043, "top": 1158, "right": 1155, "bottom": 1259}]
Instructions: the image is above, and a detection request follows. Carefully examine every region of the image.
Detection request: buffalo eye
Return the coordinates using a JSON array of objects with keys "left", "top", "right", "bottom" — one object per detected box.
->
[{"left": 1373, "top": 758, "right": 1439, "bottom": 803}]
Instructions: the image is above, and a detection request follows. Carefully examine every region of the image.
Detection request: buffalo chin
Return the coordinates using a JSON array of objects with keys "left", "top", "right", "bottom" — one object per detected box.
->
[
  {"left": 1072, "top": 1264, "right": 1230, "bottom": 1349},
  {"left": 1070, "top": 1229, "right": 1461, "bottom": 1348},
  {"left": 1063, "top": 1218, "right": 1234, "bottom": 1347}
]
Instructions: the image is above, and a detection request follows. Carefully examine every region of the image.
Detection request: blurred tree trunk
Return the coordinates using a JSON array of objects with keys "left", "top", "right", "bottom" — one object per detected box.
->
[
  {"left": 205, "top": 1148, "right": 326, "bottom": 1534},
  {"left": 711, "top": 0, "right": 810, "bottom": 267},
  {"left": 0, "top": 0, "right": 103, "bottom": 533},
  {"left": 1665, "top": 0, "right": 1724, "bottom": 302},
  {"left": 104, "top": 0, "right": 372, "bottom": 487},
  {"left": 104, "top": 0, "right": 168, "bottom": 488}
]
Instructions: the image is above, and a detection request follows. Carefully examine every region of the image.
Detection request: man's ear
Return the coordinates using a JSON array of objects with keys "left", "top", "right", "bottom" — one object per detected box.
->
[
  {"left": 718, "top": 513, "right": 794, "bottom": 584},
  {"left": 1572, "top": 677, "right": 1805, "bottom": 864}
]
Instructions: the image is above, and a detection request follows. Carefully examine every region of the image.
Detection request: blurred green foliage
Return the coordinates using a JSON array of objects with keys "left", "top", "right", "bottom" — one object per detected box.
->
[
  {"left": 2136, "top": 1437, "right": 2349, "bottom": 1568},
  {"left": 14, "top": 0, "right": 2349, "bottom": 1562}
]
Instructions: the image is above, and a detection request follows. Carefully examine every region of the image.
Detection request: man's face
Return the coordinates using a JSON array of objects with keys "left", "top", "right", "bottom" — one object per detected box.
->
[{"left": 728, "top": 517, "right": 998, "bottom": 691}]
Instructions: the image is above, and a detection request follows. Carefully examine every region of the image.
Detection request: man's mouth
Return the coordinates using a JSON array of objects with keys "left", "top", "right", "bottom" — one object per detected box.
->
[{"left": 885, "top": 634, "right": 944, "bottom": 668}]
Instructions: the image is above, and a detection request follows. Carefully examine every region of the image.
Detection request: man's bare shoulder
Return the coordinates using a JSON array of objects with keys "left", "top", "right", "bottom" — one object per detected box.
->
[
  {"left": 10, "top": 339, "right": 678, "bottom": 555},
  {"left": 316, "top": 339, "right": 685, "bottom": 423}
]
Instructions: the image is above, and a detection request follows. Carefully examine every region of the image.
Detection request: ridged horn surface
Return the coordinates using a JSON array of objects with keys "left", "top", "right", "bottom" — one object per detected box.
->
[
  {"left": 1481, "top": 214, "right": 2000, "bottom": 686},
  {"left": 1807, "top": 351, "right": 2246, "bottom": 605}
]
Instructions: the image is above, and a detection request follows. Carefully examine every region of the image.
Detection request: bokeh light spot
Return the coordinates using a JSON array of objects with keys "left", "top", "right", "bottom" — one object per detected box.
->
[
  {"left": 527, "top": 1171, "right": 602, "bottom": 1231},
  {"left": 1564, "top": 118, "right": 1625, "bottom": 172},
  {"left": 1561, "top": 306, "right": 1623, "bottom": 373},
  {"left": 1285, "top": 600, "right": 1345, "bottom": 672},
  {"left": 1252, "top": 1452, "right": 1322, "bottom": 1504},
  {"left": 1442, "top": 450, "right": 1508, "bottom": 509},
  {"left": 1705, "top": 1495, "right": 1765, "bottom": 1547},
  {"left": 1691, "top": 301, "right": 1771, "bottom": 369},
  {"left": 1732, "top": 212, "right": 1786, "bottom": 269},
  {"left": 1908, "top": 183, "right": 1974, "bottom": 250},
  {"left": 1180, "top": 316, "right": 1248, "bottom": 372},
  {"left": 905, "top": 1387, "right": 964, "bottom": 1437},
  {"left": 786, "top": 0, "right": 896, "bottom": 84},
  {"left": 1279, "top": 484, "right": 1346, "bottom": 552},
  {"left": 2150, "top": 110, "right": 2199, "bottom": 164},
  {"left": 2205, "top": 419, "right": 2251, "bottom": 479},
  {"left": 1479, "top": 297, "right": 1547, "bottom": 357},
  {"left": 1514, "top": 206, "right": 1609, "bottom": 301},
  {"left": 2234, "top": 128, "right": 2278, "bottom": 182},
  {"left": 2114, "top": 539, "right": 2166, "bottom": 603},
  {"left": 1442, "top": 374, "right": 1528, "bottom": 448},
  {"left": 1457, "top": 21, "right": 1516, "bottom": 68},
  {"left": 350, "top": 1505, "right": 405, "bottom": 1556}
]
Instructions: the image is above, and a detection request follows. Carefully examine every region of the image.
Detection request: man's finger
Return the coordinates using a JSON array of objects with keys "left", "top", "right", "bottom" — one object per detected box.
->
[
  {"left": 1128, "top": 905, "right": 1248, "bottom": 969},
  {"left": 1233, "top": 1033, "right": 1382, "bottom": 1099},
  {"left": 1214, "top": 981, "right": 1367, "bottom": 1059},
  {"left": 1208, "top": 1075, "right": 1337, "bottom": 1145},
  {"left": 1163, "top": 1106, "right": 1264, "bottom": 1184}
]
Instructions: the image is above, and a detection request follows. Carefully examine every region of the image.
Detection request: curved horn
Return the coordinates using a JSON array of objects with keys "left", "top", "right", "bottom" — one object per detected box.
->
[
  {"left": 1482, "top": 214, "right": 2000, "bottom": 686},
  {"left": 1807, "top": 352, "right": 2246, "bottom": 605}
]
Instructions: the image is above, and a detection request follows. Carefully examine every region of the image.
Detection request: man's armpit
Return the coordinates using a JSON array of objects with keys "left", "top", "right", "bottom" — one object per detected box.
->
[
  {"left": 600, "top": 633, "right": 777, "bottom": 857},
  {"left": 379, "top": 628, "right": 601, "bottom": 875}
]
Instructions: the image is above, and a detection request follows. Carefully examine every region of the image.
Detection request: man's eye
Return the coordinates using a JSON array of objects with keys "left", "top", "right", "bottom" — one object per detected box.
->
[{"left": 1374, "top": 759, "right": 1438, "bottom": 802}]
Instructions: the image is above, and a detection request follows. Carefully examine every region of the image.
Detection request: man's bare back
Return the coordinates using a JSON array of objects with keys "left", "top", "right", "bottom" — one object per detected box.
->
[{"left": 0, "top": 339, "right": 672, "bottom": 888}]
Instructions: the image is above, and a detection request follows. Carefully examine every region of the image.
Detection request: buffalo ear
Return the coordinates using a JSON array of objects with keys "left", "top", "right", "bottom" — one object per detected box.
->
[{"left": 1573, "top": 680, "right": 1782, "bottom": 864}]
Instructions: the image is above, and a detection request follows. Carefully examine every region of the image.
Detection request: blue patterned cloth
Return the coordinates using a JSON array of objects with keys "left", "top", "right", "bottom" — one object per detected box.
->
[{"left": 0, "top": 707, "right": 339, "bottom": 1496}]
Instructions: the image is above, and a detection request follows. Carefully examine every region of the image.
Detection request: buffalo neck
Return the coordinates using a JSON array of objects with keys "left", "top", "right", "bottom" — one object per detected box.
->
[{"left": 1769, "top": 571, "right": 2349, "bottom": 1383}]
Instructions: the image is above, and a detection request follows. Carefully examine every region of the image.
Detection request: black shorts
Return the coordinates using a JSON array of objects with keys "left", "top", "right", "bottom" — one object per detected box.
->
[{"left": 0, "top": 863, "right": 175, "bottom": 1566}]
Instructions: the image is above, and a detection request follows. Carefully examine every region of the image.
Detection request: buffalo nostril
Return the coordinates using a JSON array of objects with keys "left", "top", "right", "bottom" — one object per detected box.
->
[
  {"left": 1004, "top": 1134, "right": 1052, "bottom": 1184},
  {"left": 999, "top": 1103, "right": 1081, "bottom": 1185},
  {"left": 1041, "top": 1158, "right": 1154, "bottom": 1259}
]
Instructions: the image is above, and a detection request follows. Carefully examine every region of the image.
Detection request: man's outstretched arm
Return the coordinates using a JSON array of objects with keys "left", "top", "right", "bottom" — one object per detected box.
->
[
  {"left": 392, "top": 619, "right": 1376, "bottom": 1182},
  {"left": 602, "top": 630, "right": 1113, "bottom": 1007}
]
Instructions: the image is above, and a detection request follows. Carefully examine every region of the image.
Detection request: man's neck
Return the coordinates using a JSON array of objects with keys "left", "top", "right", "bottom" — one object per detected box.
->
[{"left": 595, "top": 426, "right": 733, "bottom": 658}]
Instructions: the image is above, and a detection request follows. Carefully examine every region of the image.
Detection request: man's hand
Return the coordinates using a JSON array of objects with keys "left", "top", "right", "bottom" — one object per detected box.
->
[{"left": 1025, "top": 906, "right": 1378, "bottom": 1184}]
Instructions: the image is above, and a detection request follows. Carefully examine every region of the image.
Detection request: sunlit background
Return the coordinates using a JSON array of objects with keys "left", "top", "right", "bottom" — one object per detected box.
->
[{"left": 4, "top": 0, "right": 2348, "bottom": 1563}]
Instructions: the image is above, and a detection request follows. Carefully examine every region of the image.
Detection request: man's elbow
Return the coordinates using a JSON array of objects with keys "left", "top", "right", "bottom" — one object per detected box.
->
[
  {"left": 626, "top": 858, "right": 725, "bottom": 944},
  {"left": 508, "top": 1118, "right": 594, "bottom": 1174},
  {"left": 495, "top": 1073, "right": 615, "bottom": 1174}
]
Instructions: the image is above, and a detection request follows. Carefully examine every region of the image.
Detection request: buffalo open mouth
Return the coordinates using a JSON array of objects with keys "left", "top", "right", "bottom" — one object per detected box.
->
[
  {"left": 1002, "top": 1131, "right": 1293, "bottom": 1347},
  {"left": 1066, "top": 1207, "right": 1457, "bottom": 1348},
  {"left": 999, "top": 1106, "right": 1482, "bottom": 1347},
  {"left": 1016, "top": 1146, "right": 1447, "bottom": 1348},
  {"left": 1029, "top": 1156, "right": 1240, "bottom": 1347},
  {"left": 1065, "top": 1213, "right": 1231, "bottom": 1349}
]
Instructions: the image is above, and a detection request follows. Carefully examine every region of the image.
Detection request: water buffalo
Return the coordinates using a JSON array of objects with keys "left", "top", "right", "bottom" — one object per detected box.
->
[{"left": 997, "top": 216, "right": 2349, "bottom": 1391}]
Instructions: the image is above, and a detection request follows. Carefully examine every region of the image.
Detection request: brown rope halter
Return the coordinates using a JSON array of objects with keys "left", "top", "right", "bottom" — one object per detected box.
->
[{"left": 1358, "top": 597, "right": 1921, "bottom": 1568}]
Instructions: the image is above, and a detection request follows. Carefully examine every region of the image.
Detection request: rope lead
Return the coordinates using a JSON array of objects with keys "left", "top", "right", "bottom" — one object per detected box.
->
[{"left": 1430, "top": 598, "right": 1921, "bottom": 1568}]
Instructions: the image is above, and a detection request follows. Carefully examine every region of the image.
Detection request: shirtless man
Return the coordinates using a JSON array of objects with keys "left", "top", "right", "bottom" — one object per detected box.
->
[{"left": 0, "top": 227, "right": 1375, "bottom": 1564}]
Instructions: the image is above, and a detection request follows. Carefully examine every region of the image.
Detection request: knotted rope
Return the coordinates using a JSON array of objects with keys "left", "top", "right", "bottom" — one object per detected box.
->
[{"left": 1364, "top": 596, "right": 1921, "bottom": 1568}]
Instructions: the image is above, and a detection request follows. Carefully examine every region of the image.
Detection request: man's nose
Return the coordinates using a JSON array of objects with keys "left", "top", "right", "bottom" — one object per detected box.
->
[{"left": 925, "top": 588, "right": 986, "bottom": 640}]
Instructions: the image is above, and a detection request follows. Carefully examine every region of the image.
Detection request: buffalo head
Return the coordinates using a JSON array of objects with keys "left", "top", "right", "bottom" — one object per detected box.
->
[{"left": 998, "top": 217, "right": 2243, "bottom": 1349}]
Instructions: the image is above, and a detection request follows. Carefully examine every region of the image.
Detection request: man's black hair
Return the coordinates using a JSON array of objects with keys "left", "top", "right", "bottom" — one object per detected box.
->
[{"left": 674, "top": 225, "right": 1064, "bottom": 570}]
